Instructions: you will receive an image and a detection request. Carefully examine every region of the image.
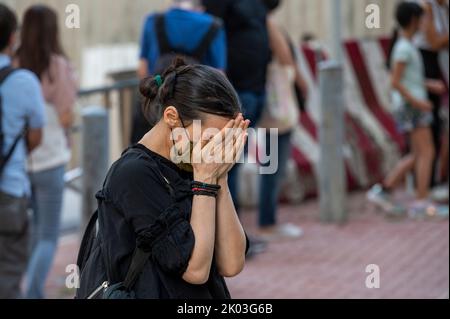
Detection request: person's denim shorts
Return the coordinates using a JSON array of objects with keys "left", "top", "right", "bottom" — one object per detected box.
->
[{"left": 395, "top": 105, "right": 433, "bottom": 133}]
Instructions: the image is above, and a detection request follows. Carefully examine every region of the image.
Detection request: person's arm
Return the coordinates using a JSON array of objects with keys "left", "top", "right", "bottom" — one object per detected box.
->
[
  {"left": 184, "top": 118, "right": 246, "bottom": 283},
  {"left": 182, "top": 176, "right": 217, "bottom": 284},
  {"left": 138, "top": 59, "right": 149, "bottom": 79},
  {"left": 208, "top": 24, "right": 227, "bottom": 72},
  {"left": 118, "top": 158, "right": 216, "bottom": 285},
  {"left": 23, "top": 72, "right": 46, "bottom": 153},
  {"left": 138, "top": 17, "right": 151, "bottom": 79},
  {"left": 26, "top": 128, "right": 42, "bottom": 152},
  {"left": 58, "top": 111, "right": 75, "bottom": 129},
  {"left": 53, "top": 57, "right": 78, "bottom": 129},
  {"left": 391, "top": 61, "right": 432, "bottom": 111},
  {"left": 214, "top": 176, "right": 246, "bottom": 277},
  {"left": 425, "top": 78, "right": 447, "bottom": 95},
  {"left": 294, "top": 60, "right": 309, "bottom": 100},
  {"left": 267, "top": 17, "right": 295, "bottom": 66},
  {"left": 423, "top": 2, "right": 449, "bottom": 51},
  {"left": 214, "top": 115, "right": 248, "bottom": 277},
  {"left": 267, "top": 17, "right": 308, "bottom": 98}
]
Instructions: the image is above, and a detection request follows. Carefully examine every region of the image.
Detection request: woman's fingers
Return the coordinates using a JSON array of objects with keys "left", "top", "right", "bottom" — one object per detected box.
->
[
  {"left": 233, "top": 130, "right": 247, "bottom": 164},
  {"left": 228, "top": 117, "right": 249, "bottom": 162},
  {"left": 210, "top": 114, "right": 243, "bottom": 159},
  {"left": 202, "top": 118, "right": 235, "bottom": 156},
  {"left": 199, "top": 114, "right": 249, "bottom": 165},
  {"left": 234, "top": 113, "right": 243, "bottom": 128},
  {"left": 225, "top": 115, "right": 247, "bottom": 161}
]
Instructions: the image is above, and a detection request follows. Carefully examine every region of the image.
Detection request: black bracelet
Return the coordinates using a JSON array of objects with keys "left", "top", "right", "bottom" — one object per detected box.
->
[
  {"left": 191, "top": 181, "right": 221, "bottom": 191},
  {"left": 192, "top": 189, "right": 218, "bottom": 198}
]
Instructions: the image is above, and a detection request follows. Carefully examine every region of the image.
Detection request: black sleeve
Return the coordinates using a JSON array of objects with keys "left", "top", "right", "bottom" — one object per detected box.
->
[
  {"left": 203, "top": 0, "right": 233, "bottom": 19},
  {"left": 111, "top": 158, "right": 195, "bottom": 276}
]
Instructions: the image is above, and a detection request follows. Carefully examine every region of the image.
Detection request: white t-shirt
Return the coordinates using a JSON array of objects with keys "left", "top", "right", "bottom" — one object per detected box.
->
[
  {"left": 391, "top": 37, "right": 427, "bottom": 111},
  {"left": 27, "top": 55, "right": 77, "bottom": 172},
  {"left": 28, "top": 103, "right": 71, "bottom": 172}
]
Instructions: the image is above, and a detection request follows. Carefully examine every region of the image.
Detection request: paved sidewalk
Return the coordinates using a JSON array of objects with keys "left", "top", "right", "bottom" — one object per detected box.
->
[{"left": 45, "top": 192, "right": 449, "bottom": 299}]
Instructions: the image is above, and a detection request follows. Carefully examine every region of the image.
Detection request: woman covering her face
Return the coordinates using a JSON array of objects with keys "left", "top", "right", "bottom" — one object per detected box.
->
[{"left": 77, "top": 57, "right": 250, "bottom": 299}]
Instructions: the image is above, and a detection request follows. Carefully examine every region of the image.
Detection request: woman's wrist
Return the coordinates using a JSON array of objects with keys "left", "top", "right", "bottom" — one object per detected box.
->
[
  {"left": 193, "top": 173, "right": 217, "bottom": 185},
  {"left": 218, "top": 174, "right": 228, "bottom": 187}
]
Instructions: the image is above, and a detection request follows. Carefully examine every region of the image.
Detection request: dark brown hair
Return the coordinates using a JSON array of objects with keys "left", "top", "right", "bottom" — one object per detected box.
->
[
  {"left": 386, "top": 2, "right": 424, "bottom": 69},
  {"left": 0, "top": 4, "right": 17, "bottom": 52},
  {"left": 140, "top": 57, "right": 241, "bottom": 125},
  {"left": 16, "top": 5, "right": 65, "bottom": 79}
]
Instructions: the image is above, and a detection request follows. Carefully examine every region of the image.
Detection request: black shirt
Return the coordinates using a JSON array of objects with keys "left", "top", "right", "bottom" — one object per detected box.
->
[
  {"left": 94, "top": 144, "right": 239, "bottom": 299},
  {"left": 203, "top": 0, "right": 271, "bottom": 93}
]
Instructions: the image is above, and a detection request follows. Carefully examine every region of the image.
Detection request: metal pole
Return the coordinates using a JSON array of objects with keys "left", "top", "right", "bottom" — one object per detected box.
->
[
  {"left": 330, "top": 0, "right": 343, "bottom": 63},
  {"left": 318, "top": 61, "right": 347, "bottom": 223},
  {"left": 81, "top": 106, "right": 109, "bottom": 227}
]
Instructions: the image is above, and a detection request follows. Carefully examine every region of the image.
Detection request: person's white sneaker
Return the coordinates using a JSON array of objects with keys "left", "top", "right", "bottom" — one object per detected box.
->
[
  {"left": 258, "top": 223, "right": 303, "bottom": 240},
  {"left": 430, "top": 184, "right": 449, "bottom": 204},
  {"left": 366, "top": 184, "right": 395, "bottom": 212}
]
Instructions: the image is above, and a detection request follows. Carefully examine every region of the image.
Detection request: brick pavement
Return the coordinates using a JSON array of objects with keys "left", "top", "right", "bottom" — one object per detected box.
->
[{"left": 45, "top": 192, "right": 449, "bottom": 299}]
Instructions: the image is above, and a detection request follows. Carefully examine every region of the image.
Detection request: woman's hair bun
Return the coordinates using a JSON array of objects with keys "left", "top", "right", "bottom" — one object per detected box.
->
[
  {"left": 138, "top": 55, "right": 241, "bottom": 127},
  {"left": 139, "top": 76, "right": 159, "bottom": 100}
]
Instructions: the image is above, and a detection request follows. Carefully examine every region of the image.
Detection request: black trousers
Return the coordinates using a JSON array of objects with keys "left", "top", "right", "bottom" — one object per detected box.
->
[{"left": 419, "top": 49, "right": 443, "bottom": 187}]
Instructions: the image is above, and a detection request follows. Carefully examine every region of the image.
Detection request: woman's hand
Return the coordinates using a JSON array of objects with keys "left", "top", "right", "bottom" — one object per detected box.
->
[
  {"left": 192, "top": 114, "right": 249, "bottom": 184},
  {"left": 413, "top": 99, "right": 433, "bottom": 112},
  {"left": 426, "top": 79, "right": 446, "bottom": 96},
  {"left": 217, "top": 114, "right": 250, "bottom": 178}
]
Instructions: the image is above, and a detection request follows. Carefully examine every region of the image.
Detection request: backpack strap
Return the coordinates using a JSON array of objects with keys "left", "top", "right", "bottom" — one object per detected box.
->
[
  {"left": 0, "top": 66, "right": 15, "bottom": 84},
  {"left": 191, "top": 18, "right": 222, "bottom": 61},
  {"left": 155, "top": 14, "right": 172, "bottom": 55},
  {"left": 122, "top": 247, "right": 151, "bottom": 291},
  {"left": 155, "top": 14, "right": 222, "bottom": 62},
  {"left": 122, "top": 165, "right": 175, "bottom": 291},
  {"left": 76, "top": 210, "right": 99, "bottom": 270}
]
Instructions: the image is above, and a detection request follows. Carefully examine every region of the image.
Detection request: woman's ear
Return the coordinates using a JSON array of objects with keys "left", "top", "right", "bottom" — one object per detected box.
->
[{"left": 163, "top": 106, "right": 181, "bottom": 128}]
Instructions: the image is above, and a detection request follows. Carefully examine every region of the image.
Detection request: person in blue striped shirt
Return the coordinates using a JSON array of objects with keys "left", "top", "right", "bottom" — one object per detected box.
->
[{"left": 0, "top": 3, "right": 46, "bottom": 299}]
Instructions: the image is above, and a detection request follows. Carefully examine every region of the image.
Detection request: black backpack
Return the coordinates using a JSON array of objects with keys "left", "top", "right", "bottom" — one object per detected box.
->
[
  {"left": 0, "top": 66, "right": 26, "bottom": 177},
  {"left": 75, "top": 164, "right": 175, "bottom": 299},
  {"left": 153, "top": 13, "right": 222, "bottom": 74}
]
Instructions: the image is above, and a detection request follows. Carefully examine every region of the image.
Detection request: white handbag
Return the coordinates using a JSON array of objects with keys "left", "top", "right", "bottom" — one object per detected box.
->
[{"left": 258, "top": 61, "right": 300, "bottom": 133}]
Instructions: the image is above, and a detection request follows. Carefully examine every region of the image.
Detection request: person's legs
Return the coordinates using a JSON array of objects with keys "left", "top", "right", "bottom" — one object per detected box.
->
[
  {"left": 230, "top": 91, "right": 267, "bottom": 256},
  {"left": 25, "top": 165, "right": 65, "bottom": 299},
  {"left": 259, "top": 132, "right": 292, "bottom": 227},
  {"left": 429, "top": 93, "right": 442, "bottom": 186},
  {"left": 419, "top": 49, "right": 442, "bottom": 187},
  {"left": 410, "top": 127, "right": 435, "bottom": 199},
  {"left": 383, "top": 153, "right": 415, "bottom": 190},
  {"left": 228, "top": 91, "right": 265, "bottom": 211},
  {"left": 439, "top": 132, "right": 448, "bottom": 182}
]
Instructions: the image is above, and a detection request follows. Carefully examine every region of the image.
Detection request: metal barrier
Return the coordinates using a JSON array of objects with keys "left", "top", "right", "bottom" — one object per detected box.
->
[{"left": 63, "top": 77, "right": 140, "bottom": 225}]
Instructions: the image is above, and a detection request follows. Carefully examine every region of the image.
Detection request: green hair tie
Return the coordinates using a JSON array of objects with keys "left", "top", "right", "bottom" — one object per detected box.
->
[{"left": 154, "top": 75, "right": 163, "bottom": 87}]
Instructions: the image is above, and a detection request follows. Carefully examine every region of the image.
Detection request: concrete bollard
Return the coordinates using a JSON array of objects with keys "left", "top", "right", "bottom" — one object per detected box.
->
[
  {"left": 318, "top": 61, "right": 347, "bottom": 223},
  {"left": 81, "top": 106, "right": 109, "bottom": 228}
]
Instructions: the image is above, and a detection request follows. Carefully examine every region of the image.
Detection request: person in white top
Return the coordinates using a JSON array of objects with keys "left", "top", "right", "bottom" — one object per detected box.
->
[
  {"left": 414, "top": 0, "right": 449, "bottom": 186},
  {"left": 15, "top": 5, "right": 77, "bottom": 298}
]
